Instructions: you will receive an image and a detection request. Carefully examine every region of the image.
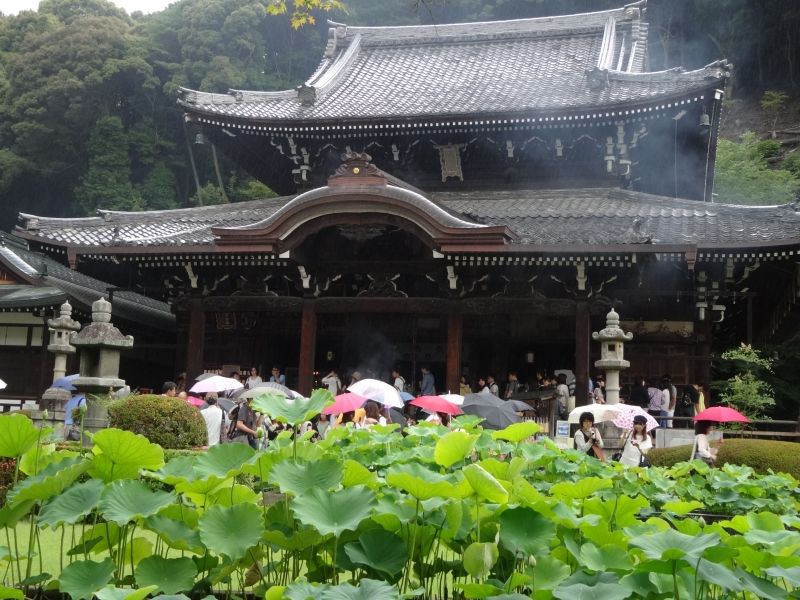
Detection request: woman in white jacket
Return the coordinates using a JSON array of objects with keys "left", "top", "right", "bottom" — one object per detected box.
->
[
  {"left": 619, "top": 415, "right": 652, "bottom": 467},
  {"left": 693, "top": 420, "right": 719, "bottom": 465}
]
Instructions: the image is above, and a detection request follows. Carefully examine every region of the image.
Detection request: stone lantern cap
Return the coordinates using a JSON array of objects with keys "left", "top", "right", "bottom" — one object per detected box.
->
[
  {"left": 72, "top": 297, "right": 134, "bottom": 349},
  {"left": 592, "top": 308, "right": 634, "bottom": 343},
  {"left": 47, "top": 300, "right": 81, "bottom": 354}
]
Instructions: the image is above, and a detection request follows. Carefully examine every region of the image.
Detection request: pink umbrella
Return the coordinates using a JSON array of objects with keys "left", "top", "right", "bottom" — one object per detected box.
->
[
  {"left": 322, "top": 392, "right": 368, "bottom": 415},
  {"left": 694, "top": 406, "right": 749, "bottom": 423},
  {"left": 186, "top": 395, "right": 205, "bottom": 407},
  {"left": 612, "top": 404, "right": 659, "bottom": 432},
  {"left": 410, "top": 395, "right": 463, "bottom": 416}
]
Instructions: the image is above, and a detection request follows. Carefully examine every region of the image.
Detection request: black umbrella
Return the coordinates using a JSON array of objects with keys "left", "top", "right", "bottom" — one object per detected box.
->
[{"left": 462, "top": 392, "right": 522, "bottom": 430}]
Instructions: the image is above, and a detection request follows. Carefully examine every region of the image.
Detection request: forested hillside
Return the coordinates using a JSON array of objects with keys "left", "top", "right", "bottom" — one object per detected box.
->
[{"left": 1, "top": 0, "right": 799, "bottom": 230}]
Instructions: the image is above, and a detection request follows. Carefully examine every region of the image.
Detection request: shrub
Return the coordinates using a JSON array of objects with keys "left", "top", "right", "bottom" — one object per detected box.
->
[
  {"left": 784, "top": 152, "right": 800, "bottom": 177},
  {"left": 648, "top": 438, "right": 800, "bottom": 479},
  {"left": 756, "top": 139, "right": 781, "bottom": 159},
  {"left": 107, "top": 394, "right": 208, "bottom": 449}
]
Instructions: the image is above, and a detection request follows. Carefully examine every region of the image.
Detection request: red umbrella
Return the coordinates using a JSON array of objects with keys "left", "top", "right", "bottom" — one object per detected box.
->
[
  {"left": 322, "top": 392, "right": 368, "bottom": 415},
  {"left": 410, "top": 395, "right": 463, "bottom": 416},
  {"left": 693, "top": 406, "right": 749, "bottom": 423}
]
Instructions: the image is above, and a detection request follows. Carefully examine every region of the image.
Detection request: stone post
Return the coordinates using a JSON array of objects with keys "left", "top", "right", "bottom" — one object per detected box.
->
[
  {"left": 592, "top": 308, "right": 633, "bottom": 405},
  {"left": 40, "top": 301, "right": 81, "bottom": 412}
]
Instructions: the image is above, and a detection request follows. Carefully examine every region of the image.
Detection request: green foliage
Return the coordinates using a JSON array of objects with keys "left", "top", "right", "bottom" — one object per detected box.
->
[
  {"left": 188, "top": 182, "right": 226, "bottom": 207},
  {"left": 106, "top": 394, "right": 208, "bottom": 449},
  {"left": 718, "top": 344, "right": 776, "bottom": 419},
  {"left": 756, "top": 139, "right": 781, "bottom": 159},
  {"left": 648, "top": 438, "right": 800, "bottom": 480},
  {"left": 783, "top": 152, "right": 800, "bottom": 177},
  {"left": 714, "top": 132, "right": 800, "bottom": 205},
  {"left": 266, "top": 0, "right": 346, "bottom": 29},
  {"left": 761, "top": 90, "right": 789, "bottom": 128}
]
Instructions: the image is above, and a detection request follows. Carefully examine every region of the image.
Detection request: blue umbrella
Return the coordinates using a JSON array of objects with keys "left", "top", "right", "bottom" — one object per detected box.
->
[
  {"left": 52, "top": 374, "right": 79, "bottom": 391},
  {"left": 400, "top": 391, "right": 414, "bottom": 402}
]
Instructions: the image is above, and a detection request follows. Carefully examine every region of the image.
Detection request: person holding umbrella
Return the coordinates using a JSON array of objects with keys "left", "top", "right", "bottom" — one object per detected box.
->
[
  {"left": 618, "top": 415, "right": 652, "bottom": 467},
  {"left": 574, "top": 412, "right": 604, "bottom": 460},
  {"left": 692, "top": 420, "right": 719, "bottom": 466}
]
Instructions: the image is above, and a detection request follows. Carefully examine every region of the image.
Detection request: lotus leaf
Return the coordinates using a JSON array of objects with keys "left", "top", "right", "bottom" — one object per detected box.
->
[
  {"left": 463, "top": 464, "right": 509, "bottom": 503},
  {"left": 284, "top": 580, "right": 326, "bottom": 600},
  {"left": 91, "top": 428, "right": 164, "bottom": 481},
  {"left": 630, "top": 529, "right": 718, "bottom": 561},
  {"left": 498, "top": 506, "right": 554, "bottom": 556},
  {"left": 491, "top": 421, "right": 540, "bottom": 443},
  {"left": 99, "top": 479, "right": 176, "bottom": 525},
  {"left": 550, "top": 476, "right": 612, "bottom": 500},
  {"left": 455, "top": 582, "right": 504, "bottom": 599},
  {"left": 271, "top": 458, "right": 342, "bottom": 496},
  {"left": 193, "top": 442, "right": 256, "bottom": 480},
  {"left": 0, "top": 499, "right": 35, "bottom": 527},
  {"left": 252, "top": 388, "right": 331, "bottom": 426},
  {"left": 58, "top": 558, "right": 115, "bottom": 600},
  {"left": 341, "top": 459, "right": 378, "bottom": 488},
  {"left": 738, "top": 569, "right": 789, "bottom": 600},
  {"left": 530, "top": 555, "right": 571, "bottom": 590},
  {"left": 486, "top": 595, "right": 532, "bottom": 600},
  {"left": 0, "top": 586, "right": 22, "bottom": 600},
  {"left": 343, "top": 529, "right": 408, "bottom": 579},
  {"left": 463, "top": 542, "right": 499, "bottom": 580},
  {"left": 0, "top": 413, "right": 40, "bottom": 458},
  {"left": 38, "top": 479, "right": 104, "bottom": 528},
  {"left": 135, "top": 556, "right": 198, "bottom": 594},
  {"left": 199, "top": 502, "right": 265, "bottom": 561},
  {"left": 207, "top": 483, "right": 260, "bottom": 507},
  {"left": 95, "top": 586, "right": 159, "bottom": 600},
  {"left": 8, "top": 455, "right": 87, "bottom": 504},
  {"left": 553, "top": 571, "right": 631, "bottom": 600},
  {"left": 143, "top": 514, "right": 203, "bottom": 552},
  {"left": 148, "top": 455, "right": 196, "bottom": 485},
  {"left": 320, "top": 578, "right": 400, "bottom": 599},
  {"left": 434, "top": 430, "right": 476, "bottom": 468},
  {"left": 583, "top": 494, "right": 649, "bottom": 529},
  {"left": 386, "top": 463, "right": 465, "bottom": 501},
  {"left": 19, "top": 441, "right": 56, "bottom": 476},
  {"left": 292, "top": 485, "right": 375, "bottom": 538}
]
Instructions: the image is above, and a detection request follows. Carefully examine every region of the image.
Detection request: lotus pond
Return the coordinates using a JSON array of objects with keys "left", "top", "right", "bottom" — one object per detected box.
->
[{"left": 1, "top": 389, "right": 799, "bottom": 600}]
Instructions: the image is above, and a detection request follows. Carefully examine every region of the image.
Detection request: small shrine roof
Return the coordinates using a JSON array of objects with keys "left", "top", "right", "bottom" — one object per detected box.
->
[
  {"left": 0, "top": 241, "right": 175, "bottom": 328},
  {"left": 178, "top": 2, "right": 729, "bottom": 127},
  {"left": 14, "top": 189, "right": 800, "bottom": 253}
]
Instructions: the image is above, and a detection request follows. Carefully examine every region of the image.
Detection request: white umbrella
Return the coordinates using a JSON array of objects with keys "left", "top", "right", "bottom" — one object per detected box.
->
[
  {"left": 567, "top": 403, "right": 625, "bottom": 424},
  {"left": 189, "top": 375, "right": 244, "bottom": 394},
  {"left": 439, "top": 393, "right": 464, "bottom": 406},
  {"left": 0, "top": 378, "right": 6, "bottom": 390},
  {"left": 348, "top": 378, "right": 403, "bottom": 408}
]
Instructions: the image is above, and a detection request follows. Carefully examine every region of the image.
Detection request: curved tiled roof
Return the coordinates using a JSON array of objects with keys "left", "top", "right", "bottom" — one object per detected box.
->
[
  {"left": 178, "top": 1, "right": 729, "bottom": 126},
  {"left": 15, "top": 189, "right": 800, "bottom": 251}
]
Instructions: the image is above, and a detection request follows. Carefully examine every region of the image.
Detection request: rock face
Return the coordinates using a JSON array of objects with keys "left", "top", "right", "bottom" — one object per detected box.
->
[{"left": 71, "top": 297, "right": 133, "bottom": 394}]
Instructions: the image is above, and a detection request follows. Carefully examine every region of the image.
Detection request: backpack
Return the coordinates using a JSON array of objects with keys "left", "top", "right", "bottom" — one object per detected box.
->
[
  {"left": 680, "top": 388, "right": 694, "bottom": 408},
  {"left": 226, "top": 403, "right": 241, "bottom": 441}
]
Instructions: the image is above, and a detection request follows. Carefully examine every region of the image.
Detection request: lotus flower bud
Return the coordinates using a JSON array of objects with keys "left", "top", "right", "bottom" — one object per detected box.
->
[{"left": 528, "top": 555, "right": 537, "bottom": 568}]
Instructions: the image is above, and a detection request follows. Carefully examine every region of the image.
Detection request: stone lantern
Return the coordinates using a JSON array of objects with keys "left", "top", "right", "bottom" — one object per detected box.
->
[
  {"left": 71, "top": 297, "right": 133, "bottom": 395},
  {"left": 40, "top": 301, "right": 81, "bottom": 412},
  {"left": 592, "top": 308, "right": 633, "bottom": 405}
]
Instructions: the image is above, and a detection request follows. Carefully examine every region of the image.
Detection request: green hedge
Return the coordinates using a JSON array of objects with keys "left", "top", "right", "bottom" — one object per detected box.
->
[
  {"left": 107, "top": 394, "right": 208, "bottom": 449},
  {"left": 648, "top": 438, "right": 800, "bottom": 479}
]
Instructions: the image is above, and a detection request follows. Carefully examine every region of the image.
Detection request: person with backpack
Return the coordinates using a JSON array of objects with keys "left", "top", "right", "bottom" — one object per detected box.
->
[
  {"left": 391, "top": 368, "right": 406, "bottom": 393},
  {"left": 675, "top": 383, "right": 698, "bottom": 426},
  {"left": 229, "top": 397, "right": 258, "bottom": 448},
  {"left": 201, "top": 393, "right": 228, "bottom": 447}
]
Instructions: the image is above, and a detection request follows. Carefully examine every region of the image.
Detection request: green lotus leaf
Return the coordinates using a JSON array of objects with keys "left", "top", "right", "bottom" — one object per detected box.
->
[
  {"left": 291, "top": 485, "right": 375, "bottom": 538},
  {"left": 147, "top": 455, "right": 196, "bottom": 485},
  {"left": 486, "top": 595, "right": 531, "bottom": 600},
  {"left": 0, "top": 499, "right": 35, "bottom": 528},
  {"left": 579, "top": 542, "right": 633, "bottom": 572},
  {"left": 463, "top": 542, "right": 499, "bottom": 580},
  {"left": 38, "top": 479, "right": 104, "bottom": 529},
  {"left": 550, "top": 477, "right": 612, "bottom": 501},
  {"left": 531, "top": 555, "right": 571, "bottom": 591},
  {"left": 319, "top": 578, "right": 400, "bottom": 600},
  {"left": 629, "top": 529, "right": 719, "bottom": 561},
  {"left": 8, "top": 455, "right": 87, "bottom": 504},
  {"left": 463, "top": 464, "right": 508, "bottom": 504},
  {"left": 58, "top": 558, "right": 115, "bottom": 600},
  {"left": 263, "top": 524, "right": 323, "bottom": 551},
  {"left": 386, "top": 463, "right": 464, "bottom": 501},
  {"left": 193, "top": 443, "right": 256, "bottom": 480},
  {"left": 553, "top": 571, "right": 631, "bottom": 600},
  {"left": 695, "top": 559, "right": 744, "bottom": 592},
  {"left": 0, "top": 586, "right": 23, "bottom": 600},
  {"left": 252, "top": 388, "right": 331, "bottom": 426},
  {"left": 90, "top": 428, "right": 164, "bottom": 482},
  {"left": 583, "top": 495, "right": 649, "bottom": 529},
  {"left": 343, "top": 529, "right": 408, "bottom": 579},
  {"left": 207, "top": 483, "right": 260, "bottom": 507},
  {"left": 135, "top": 556, "right": 198, "bottom": 594},
  {"left": 491, "top": 421, "right": 540, "bottom": 443},
  {"left": 454, "top": 583, "right": 504, "bottom": 599},
  {"left": 284, "top": 580, "right": 328, "bottom": 600},
  {"left": 143, "top": 514, "right": 203, "bottom": 552},
  {"left": 265, "top": 586, "right": 287, "bottom": 600},
  {"left": 434, "top": 430, "right": 476, "bottom": 468},
  {"left": 662, "top": 500, "right": 705, "bottom": 515},
  {"left": 342, "top": 459, "right": 378, "bottom": 488},
  {"left": 199, "top": 502, "right": 265, "bottom": 561},
  {"left": 738, "top": 568, "right": 788, "bottom": 600},
  {"left": 271, "top": 459, "right": 342, "bottom": 496},
  {"left": 0, "top": 413, "right": 40, "bottom": 458},
  {"left": 95, "top": 585, "right": 159, "bottom": 600},
  {"left": 99, "top": 479, "right": 176, "bottom": 525},
  {"left": 19, "top": 442, "right": 56, "bottom": 476},
  {"left": 499, "top": 506, "right": 554, "bottom": 556}
]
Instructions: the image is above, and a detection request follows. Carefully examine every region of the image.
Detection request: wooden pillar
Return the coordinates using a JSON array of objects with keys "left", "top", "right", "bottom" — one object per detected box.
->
[
  {"left": 574, "top": 301, "right": 590, "bottom": 406},
  {"left": 696, "top": 316, "right": 712, "bottom": 400},
  {"left": 298, "top": 300, "right": 317, "bottom": 397},
  {"left": 186, "top": 301, "right": 205, "bottom": 383},
  {"left": 446, "top": 312, "right": 463, "bottom": 395}
]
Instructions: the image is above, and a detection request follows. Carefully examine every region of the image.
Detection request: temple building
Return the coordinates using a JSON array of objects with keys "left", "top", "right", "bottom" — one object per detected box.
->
[{"left": 7, "top": 1, "right": 800, "bottom": 404}]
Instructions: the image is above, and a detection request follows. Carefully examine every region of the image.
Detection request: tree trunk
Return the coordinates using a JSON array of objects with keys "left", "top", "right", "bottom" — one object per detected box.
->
[
  {"left": 211, "top": 143, "right": 229, "bottom": 203},
  {"left": 182, "top": 119, "right": 202, "bottom": 204}
]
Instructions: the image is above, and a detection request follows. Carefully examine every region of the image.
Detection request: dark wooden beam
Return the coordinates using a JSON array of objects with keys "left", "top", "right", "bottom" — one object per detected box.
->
[
  {"left": 446, "top": 312, "right": 463, "bottom": 395},
  {"left": 186, "top": 301, "right": 205, "bottom": 382},
  {"left": 298, "top": 301, "right": 317, "bottom": 396},
  {"left": 574, "top": 300, "right": 591, "bottom": 406}
]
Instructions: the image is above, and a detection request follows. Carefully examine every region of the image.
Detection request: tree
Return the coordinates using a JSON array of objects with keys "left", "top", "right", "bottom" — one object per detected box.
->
[
  {"left": 266, "top": 0, "right": 345, "bottom": 29},
  {"left": 717, "top": 344, "right": 776, "bottom": 420}
]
